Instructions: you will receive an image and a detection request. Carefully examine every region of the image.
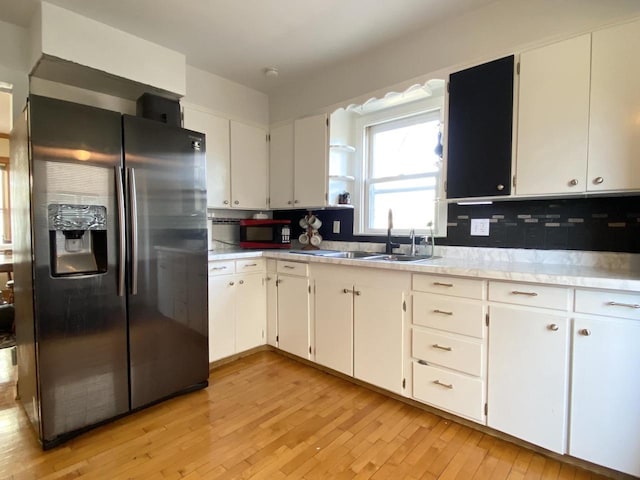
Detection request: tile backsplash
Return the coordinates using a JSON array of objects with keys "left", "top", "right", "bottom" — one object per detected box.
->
[{"left": 274, "top": 196, "right": 640, "bottom": 253}]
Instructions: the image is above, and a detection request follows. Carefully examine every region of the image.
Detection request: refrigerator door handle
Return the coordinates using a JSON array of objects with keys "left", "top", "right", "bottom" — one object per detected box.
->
[
  {"left": 115, "top": 166, "right": 126, "bottom": 297},
  {"left": 128, "top": 167, "right": 139, "bottom": 296}
]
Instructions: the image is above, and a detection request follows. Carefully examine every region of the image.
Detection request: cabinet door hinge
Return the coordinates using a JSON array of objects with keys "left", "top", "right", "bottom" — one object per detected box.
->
[
  {"left": 446, "top": 81, "right": 450, "bottom": 93},
  {"left": 309, "top": 345, "right": 312, "bottom": 355},
  {"left": 276, "top": 335, "right": 279, "bottom": 342},
  {"left": 516, "top": 62, "right": 520, "bottom": 75},
  {"left": 485, "top": 313, "right": 489, "bottom": 327},
  {"left": 262, "top": 329, "right": 265, "bottom": 339},
  {"left": 444, "top": 181, "right": 447, "bottom": 193},
  {"left": 308, "top": 285, "right": 311, "bottom": 294},
  {"left": 325, "top": 192, "right": 328, "bottom": 202},
  {"left": 326, "top": 117, "right": 329, "bottom": 127},
  {"left": 402, "top": 300, "right": 407, "bottom": 312},
  {"left": 512, "top": 175, "right": 516, "bottom": 188},
  {"left": 484, "top": 403, "right": 488, "bottom": 416},
  {"left": 402, "top": 378, "right": 406, "bottom": 389},
  {"left": 267, "top": 134, "right": 271, "bottom": 142}
]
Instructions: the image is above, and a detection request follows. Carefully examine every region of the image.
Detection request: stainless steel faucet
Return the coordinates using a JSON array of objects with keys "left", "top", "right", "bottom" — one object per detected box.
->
[{"left": 410, "top": 229, "right": 416, "bottom": 256}]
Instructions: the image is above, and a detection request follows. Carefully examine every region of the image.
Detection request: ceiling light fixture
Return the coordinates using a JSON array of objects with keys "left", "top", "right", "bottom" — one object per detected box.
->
[{"left": 264, "top": 67, "right": 279, "bottom": 78}]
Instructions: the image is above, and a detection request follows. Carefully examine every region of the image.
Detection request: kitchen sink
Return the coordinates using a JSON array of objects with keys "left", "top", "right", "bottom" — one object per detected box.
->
[
  {"left": 320, "top": 251, "right": 384, "bottom": 259},
  {"left": 369, "top": 254, "right": 442, "bottom": 262}
]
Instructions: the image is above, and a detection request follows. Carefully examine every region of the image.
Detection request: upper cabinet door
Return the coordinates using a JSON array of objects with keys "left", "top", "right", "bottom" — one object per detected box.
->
[
  {"left": 516, "top": 35, "right": 591, "bottom": 196},
  {"left": 446, "top": 55, "right": 514, "bottom": 198},
  {"left": 294, "top": 114, "right": 328, "bottom": 207},
  {"left": 230, "top": 120, "right": 268, "bottom": 209},
  {"left": 269, "top": 123, "right": 295, "bottom": 209},
  {"left": 182, "top": 106, "right": 231, "bottom": 208},
  {"left": 589, "top": 19, "right": 640, "bottom": 192}
]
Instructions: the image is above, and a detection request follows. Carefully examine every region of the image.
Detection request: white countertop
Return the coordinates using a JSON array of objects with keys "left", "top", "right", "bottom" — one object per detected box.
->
[{"left": 208, "top": 247, "right": 640, "bottom": 292}]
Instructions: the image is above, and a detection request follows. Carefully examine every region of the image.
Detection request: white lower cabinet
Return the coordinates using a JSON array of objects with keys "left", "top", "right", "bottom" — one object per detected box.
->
[
  {"left": 312, "top": 265, "right": 409, "bottom": 394},
  {"left": 569, "top": 289, "right": 640, "bottom": 477},
  {"left": 411, "top": 274, "right": 487, "bottom": 423},
  {"left": 208, "top": 260, "right": 266, "bottom": 362},
  {"left": 265, "top": 260, "right": 278, "bottom": 347},
  {"left": 276, "top": 261, "right": 311, "bottom": 359}
]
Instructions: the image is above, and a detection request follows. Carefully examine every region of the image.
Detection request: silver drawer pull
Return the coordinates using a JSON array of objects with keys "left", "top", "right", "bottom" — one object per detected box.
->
[
  {"left": 354, "top": 290, "right": 361, "bottom": 296},
  {"left": 432, "top": 344, "right": 452, "bottom": 352},
  {"left": 511, "top": 290, "right": 538, "bottom": 297},
  {"left": 607, "top": 301, "right": 640, "bottom": 309},
  {"left": 243, "top": 263, "right": 258, "bottom": 267},
  {"left": 433, "top": 309, "right": 453, "bottom": 316},
  {"left": 343, "top": 288, "right": 352, "bottom": 294},
  {"left": 580, "top": 328, "right": 592, "bottom": 336},
  {"left": 548, "top": 324, "right": 559, "bottom": 331},
  {"left": 433, "top": 282, "right": 453, "bottom": 287},
  {"left": 417, "top": 359, "right": 428, "bottom": 365},
  {"left": 433, "top": 380, "right": 453, "bottom": 389},
  {"left": 211, "top": 266, "right": 228, "bottom": 271},
  {"left": 283, "top": 265, "right": 296, "bottom": 269}
]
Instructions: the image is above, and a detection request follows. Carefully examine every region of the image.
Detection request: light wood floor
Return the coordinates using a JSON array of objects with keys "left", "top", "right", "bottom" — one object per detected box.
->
[{"left": 0, "top": 349, "right": 616, "bottom": 480}]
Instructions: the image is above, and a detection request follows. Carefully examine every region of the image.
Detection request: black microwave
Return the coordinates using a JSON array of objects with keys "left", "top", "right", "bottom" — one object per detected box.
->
[{"left": 239, "top": 219, "right": 291, "bottom": 249}]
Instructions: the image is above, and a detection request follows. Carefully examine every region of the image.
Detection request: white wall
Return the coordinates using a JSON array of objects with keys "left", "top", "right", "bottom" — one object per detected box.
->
[
  {"left": 269, "top": 0, "right": 640, "bottom": 123},
  {"left": 0, "top": 20, "right": 29, "bottom": 123},
  {"left": 36, "top": 2, "right": 186, "bottom": 97},
  {"left": 183, "top": 66, "right": 269, "bottom": 128}
]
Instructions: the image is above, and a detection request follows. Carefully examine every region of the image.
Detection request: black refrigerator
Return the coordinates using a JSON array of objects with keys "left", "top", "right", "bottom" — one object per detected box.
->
[{"left": 11, "top": 94, "right": 209, "bottom": 449}]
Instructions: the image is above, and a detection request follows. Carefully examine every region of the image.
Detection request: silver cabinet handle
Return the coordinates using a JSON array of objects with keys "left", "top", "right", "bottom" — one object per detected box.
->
[
  {"left": 211, "top": 266, "right": 227, "bottom": 271},
  {"left": 433, "top": 309, "right": 453, "bottom": 316},
  {"left": 343, "top": 288, "right": 351, "bottom": 294},
  {"left": 433, "top": 380, "right": 453, "bottom": 389},
  {"left": 243, "top": 263, "right": 257, "bottom": 267},
  {"left": 496, "top": 184, "right": 505, "bottom": 191},
  {"left": 433, "top": 282, "right": 453, "bottom": 288},
  {"left": 115, "top": 166, "right": 126, "bottom": 297},
  {"left": 287, "top": 200, "right": 292, "bottom": 205},
  {"left": 239, "top": 280, "right": 244, "bottom": 285},
  {"left": 593, "top": 176, "right": 604, "bottom": 185},
  {"left": 234, "top": 200, "right": 239, "bottom": 205},
  {"left": 127, "top": 167, "right": 139, "bottom": 296},
  {"left": 607, "top": 301, "right": 640, "bottom": 309},
  {"left": 354, "top": 290, "right": 361, "bottom": 296},
  {"left": 223, "top": 200, "right": 229, "bottom": 205},
  {"left": 283, "top": 265, "right": 295, "bottom": 269},
  {"left": 511, "top": 290, "right": 538, "bottom": 297},
  {"left": 229, "top": 281, "right": 235, "bottom": 286},
  {"left": 432, "top": 344, "right": 452, "bottom": 352},
  {"left": 548, "top": 324, "right": 559, "bottom": 331},
  {"left": 294, "top": 200, "right": 299, "bottom": 204},
  {"left": 579, "top": 328, "right": 591, "bottom": 336},
  {"left": 569, "top": 179, "right": 578, "bottom": 186}
]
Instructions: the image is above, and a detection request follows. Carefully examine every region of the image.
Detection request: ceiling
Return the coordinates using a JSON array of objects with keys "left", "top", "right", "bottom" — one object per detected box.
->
[{"left": 0, "top": 0, "right": 497, "bottom": 93}]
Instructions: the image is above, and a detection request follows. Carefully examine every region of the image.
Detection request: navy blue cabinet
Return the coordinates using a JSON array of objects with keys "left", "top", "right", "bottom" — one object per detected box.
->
[{"left": 446, "top": 55, "right": 514, "bottom": 199}]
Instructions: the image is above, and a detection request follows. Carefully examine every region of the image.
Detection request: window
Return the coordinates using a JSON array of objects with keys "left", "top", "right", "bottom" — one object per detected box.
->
[{"left": 362, "top": 110, "right": 444, "bottom": 235}]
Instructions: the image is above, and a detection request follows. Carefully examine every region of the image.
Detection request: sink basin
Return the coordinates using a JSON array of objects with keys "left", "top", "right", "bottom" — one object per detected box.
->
[
  {"left": 320, "top": 251, "right": 383, "bottom": 259},
  {"left": 370, "top": 254, "right": 442, "bottom": 262}
]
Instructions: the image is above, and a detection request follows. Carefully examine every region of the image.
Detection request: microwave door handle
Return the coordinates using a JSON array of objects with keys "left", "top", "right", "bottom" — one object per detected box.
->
[
  {"left": 115, "top": 166, "right": 126, "bottom": 297},
  {"left": 128, "top": 167, "right": 139, "bottom": 295}
]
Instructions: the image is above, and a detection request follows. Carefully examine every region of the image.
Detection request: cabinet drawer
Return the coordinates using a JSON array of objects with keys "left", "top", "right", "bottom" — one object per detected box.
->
[
  {"left": 413, "top": 292, "right": 484, "bottom": 338},
  {"left": 575, "top": 289, "right": 640, "bottom": 320},
  {"left": 236, "top": 258, "right": 265, "bottom": 273},
  {"left": 489, "top": 281, "right": 570, "bottom": 310},
  {"left": 208, "top": 261, "right": 235, "bottom": 276},
  {"left": 277, "top": 261, "right": 308, "bottom": 276},
  {"left": 413, "top": 274, "right": 485, "bottom": 300},
  {"left": 412, "top": 329, "right": 483, "bottom": 377},
  {"left": 413, "top": 362, "right": 484, "bottom": 423}
]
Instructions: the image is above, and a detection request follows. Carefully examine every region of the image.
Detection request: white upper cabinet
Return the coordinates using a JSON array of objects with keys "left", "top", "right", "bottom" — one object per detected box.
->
[
  {"left": 293, "top": 114, "right": 328, "bottom": 207},
  {"left": 269, "top": 123, "right": 295, "bottom": 208},
  {"left": 515, "top": 35, "right": 591, "bottom": 196},
  {"left": 182, "top": 106, "right": 231, "bottom": 208},
  {"left": 230, "top": 120, "right": 269, "bottom": 209},
  {"left": 588, "top": 19, "right": 640, "bottom": 192}
]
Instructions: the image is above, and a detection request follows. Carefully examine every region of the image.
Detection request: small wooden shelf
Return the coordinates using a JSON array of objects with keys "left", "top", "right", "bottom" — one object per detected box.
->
[{"left": 330, "top": 144, "right": 356, "bottom": 153}]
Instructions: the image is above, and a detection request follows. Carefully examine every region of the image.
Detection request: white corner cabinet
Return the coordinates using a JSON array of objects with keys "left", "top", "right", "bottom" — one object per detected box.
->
[
  {"left": 207, "top": 259, "right": 266, "bottom": 362},
  {"left": 269, "top": 114, "right": 328, "bottom": 209},
  {"left": 274, "top": 260, "right": 312, "bottom": 359},
  {"left": 515, "top": 19, "right": 640, "bottom": 196},
  {"left": 183, "top": 106, "right": 268, "bottom": 209}
]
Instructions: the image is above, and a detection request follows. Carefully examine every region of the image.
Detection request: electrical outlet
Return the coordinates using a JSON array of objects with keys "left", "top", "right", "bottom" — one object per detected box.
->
[
  {"left": 470, "top": 218, "right": 490, "bottom": 236},
  {"left": 333, "top": 220, "right": 341, "bottom": 234}
]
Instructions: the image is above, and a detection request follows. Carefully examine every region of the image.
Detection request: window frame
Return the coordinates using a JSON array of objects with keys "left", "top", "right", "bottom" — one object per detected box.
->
[{"left": 353, "top": 97, "right": 447, "bottom": 237}]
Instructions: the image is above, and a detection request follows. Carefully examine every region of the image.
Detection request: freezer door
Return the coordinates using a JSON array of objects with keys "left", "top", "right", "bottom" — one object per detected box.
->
[
  {"left": 123, "top": 115, "right": 208, "bottom": 409},
  {"left": 28, "top": 95, "right": 129, "bottom": 444}
]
